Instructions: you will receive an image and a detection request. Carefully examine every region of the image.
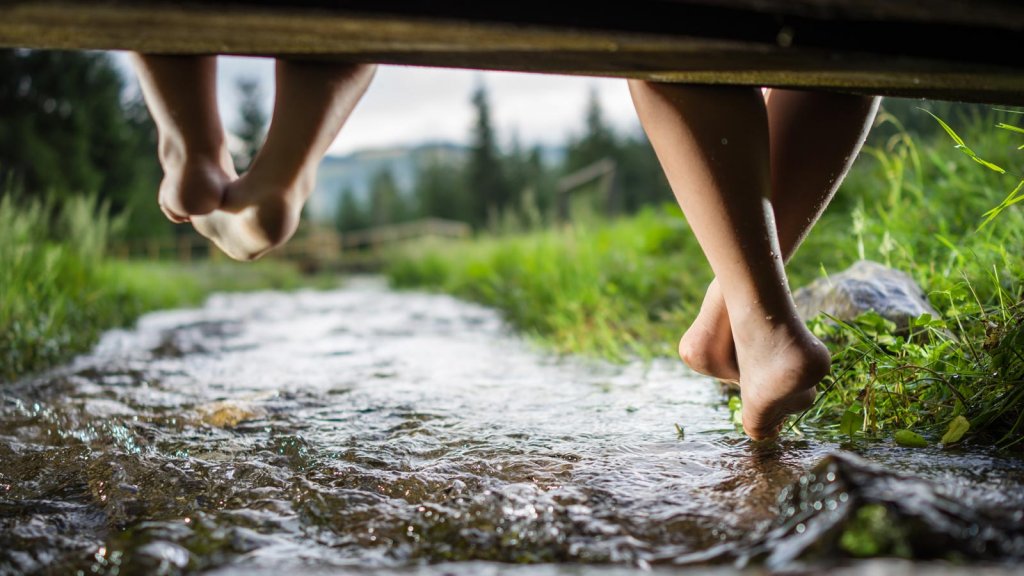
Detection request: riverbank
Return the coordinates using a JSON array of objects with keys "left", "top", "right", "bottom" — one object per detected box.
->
[
  {"left": 385, "top": 111, "right": 1024, "bottom": 447},
  {"left": 0, "top": 194, "right": 326, "bottom": 382}
]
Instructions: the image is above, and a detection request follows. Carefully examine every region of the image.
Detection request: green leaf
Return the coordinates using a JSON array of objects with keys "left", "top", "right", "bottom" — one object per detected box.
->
[
  {"left": 894, "top": 429, "right": 929, "bottom": 448},
  {"left": 728, "top": 396, "right": 743, "bottom": 426},
  {"left": 857, "top": 311, "right": 897, "bottom": 336},
  {"left": 877, "top": 333, "right": 897, "bottom": 346},
  {"left": 911, "top": 313, "right": 933, "bottom": 327},
  {"left": 941, "top": 415, "right": 970, "bottom": 445},
  {"left": 840, "top": 404, "right": 863, "bottom": 437}
]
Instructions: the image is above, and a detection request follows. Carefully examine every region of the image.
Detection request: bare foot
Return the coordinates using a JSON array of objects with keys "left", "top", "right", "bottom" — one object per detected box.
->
[
  {"left": 681, "top": 282, "right": 826, "bottom": 437},
  {"left": 191, "top": 61, "right": 375, "bottom": 262},
  {"left": 732, "top": 313, "right": 831, "bottom": 440},
  {"left": 190, "top": 166, "right": 315, "bottom": 261},
  {"left": 678, "top": 280, "right": 740, "bottom": 382},
  {"left": 130, "top": 54, "right": 231, "bottom": 222},
  {"left": 157, "top": 147, "right": 235, "bottom": 223}
]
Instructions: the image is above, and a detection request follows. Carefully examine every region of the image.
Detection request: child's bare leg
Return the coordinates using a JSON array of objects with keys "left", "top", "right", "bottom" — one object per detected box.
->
[
  {"left": 628, "top": 81, "right": 831, "bottom": 439},
  {"left": 130, "top": 54, "right": 234, "bottom": 222},
  {"left": 192, "top": 61, "right": 376, "bottom": 261},
  {"left": 679, "top": 90, "right": 880, "bottom": 381}
]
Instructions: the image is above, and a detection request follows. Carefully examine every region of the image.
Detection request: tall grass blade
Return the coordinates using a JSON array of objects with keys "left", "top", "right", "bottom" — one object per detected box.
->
[
  {"left": 978, "top": 178, "right": 1024, "bottom": 230},
  {"left": 995, "top": 122, "right": 1024, "bottom": 135},
  {"left": 921, "top": 109, "right": 1006, "bottom": 174}
]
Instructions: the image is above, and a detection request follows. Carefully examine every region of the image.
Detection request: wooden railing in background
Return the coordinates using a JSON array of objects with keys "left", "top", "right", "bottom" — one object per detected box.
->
[
  {"left": 339, "top": 218, "right": 471, "bottom": 251},
  {"left": 556, "top": 158, "right": 617, "bottom": 222},
  {"left": 109, "top": 218, "right": 472, "bottom": 271}
]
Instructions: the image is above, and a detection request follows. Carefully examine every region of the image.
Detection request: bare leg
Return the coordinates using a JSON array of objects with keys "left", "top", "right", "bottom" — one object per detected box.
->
[
  {"left": 192, "top": 61, "right": 376, "bottom": 261},
  {"left": 628, "top": 81, "right": 831, "bottom": 439},
  {"left": 130, "top": 54, "right": 235, "bottom": 222},
  {"left": 679, "top": 90, "right": 880, "bottom": 381}
]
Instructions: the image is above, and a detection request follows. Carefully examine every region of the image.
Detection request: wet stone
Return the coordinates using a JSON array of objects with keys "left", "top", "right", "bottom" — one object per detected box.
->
[
  {"left": 793, "top": 260, "right": 941, "bottom": 333},
  {"left": 728, "top": 452, "right": 1024, "bottom": 568},
  {"left": 194, "top": 400, "right": 268, "bottom": 429}
]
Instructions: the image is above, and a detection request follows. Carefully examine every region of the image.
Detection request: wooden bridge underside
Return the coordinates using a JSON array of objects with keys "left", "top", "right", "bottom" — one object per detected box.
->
[{"left": 0, "top": 0, "right": 1023, "bottom": 104}]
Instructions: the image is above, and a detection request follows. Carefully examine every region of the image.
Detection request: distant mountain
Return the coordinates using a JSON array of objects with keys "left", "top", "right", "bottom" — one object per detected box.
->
[
  {"left": 306, "top": 141, "right": 566, "bottom": 223},
  {"left": 306, "top": 142, "right": 467, "bottom": 223}
]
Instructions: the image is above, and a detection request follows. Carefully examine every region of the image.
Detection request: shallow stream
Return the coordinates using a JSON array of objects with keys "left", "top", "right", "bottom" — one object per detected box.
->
[{"left": 2, "top": 279, "right": 1023, "bottom": 575}]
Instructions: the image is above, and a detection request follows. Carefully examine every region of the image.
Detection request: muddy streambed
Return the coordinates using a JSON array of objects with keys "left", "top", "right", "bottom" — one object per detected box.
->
[{"left": 2, "top": 278, "right": 1023, "bottom": 575}]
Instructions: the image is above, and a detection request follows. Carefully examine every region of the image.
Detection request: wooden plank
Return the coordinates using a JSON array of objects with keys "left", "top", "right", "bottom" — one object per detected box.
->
[
  {"left": 0, "top": 1, "right": 1022, "bottom": 103},
  {"left": 558, "top": 159, "right": 616, "bottom": 195}
]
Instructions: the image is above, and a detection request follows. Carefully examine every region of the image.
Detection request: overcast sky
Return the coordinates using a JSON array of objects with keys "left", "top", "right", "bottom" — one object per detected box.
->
[{"left": 113, "top": 53, "right": 644, "bottom": 156}]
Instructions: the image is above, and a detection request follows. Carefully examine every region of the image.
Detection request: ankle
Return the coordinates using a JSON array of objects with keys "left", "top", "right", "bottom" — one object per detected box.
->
[
  {"left": 158, "top": 134, "right": 228, "bottom": 170},
  {"left": 729, "top": 301, "right": 800, "bottom": 337},
  {"left": 243, "top": 159, "right": 319, "bottom": 201},
  {"left": 732, "top": 304, "right": 827, "bottom": 359}
]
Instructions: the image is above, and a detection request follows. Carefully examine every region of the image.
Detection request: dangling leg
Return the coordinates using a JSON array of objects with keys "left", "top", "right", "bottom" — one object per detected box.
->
[
  {"left": 130, "top": 54, "right": 235, "bottom": 222},
  {"left": 678, "top": 90, "right": 880, "bottom": 381},
  {"left": 192, "top": 61, "right": 376, "bottom": 261},
  {"left": 629, "top": 81, "right": 831, "bottom": 439}
]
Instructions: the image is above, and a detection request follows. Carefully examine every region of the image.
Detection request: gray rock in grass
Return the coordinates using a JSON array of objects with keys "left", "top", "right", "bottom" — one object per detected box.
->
[{"left": 793, "top": 260, "right": 940, "bottom": 333}]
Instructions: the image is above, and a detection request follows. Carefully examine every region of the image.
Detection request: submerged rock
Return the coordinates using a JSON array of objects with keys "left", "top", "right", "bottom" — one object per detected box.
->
[
  {"left": 720, "top": 452, "right": 1024, "bottom": 568},
  {"left": 793, "top": 260, "right": 940, "bottom": 333},
  {"left": 194, "top": 400, "right": 267, "bottom": 428}
]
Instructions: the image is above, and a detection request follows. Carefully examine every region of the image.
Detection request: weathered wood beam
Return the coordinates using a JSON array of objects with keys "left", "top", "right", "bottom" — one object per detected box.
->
[{"left": 0, "top": 1, "right": 1022, "bottom": 104}]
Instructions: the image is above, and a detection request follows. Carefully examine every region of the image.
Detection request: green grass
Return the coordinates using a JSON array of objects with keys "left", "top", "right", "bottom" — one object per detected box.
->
[
  {"left": 389, "top": 208, "right": 712, "bottom": 361},
  {"left": 385, "top": 106, "right": 1024, "bottom": 447},
  {"left": 793, "top": 109, "right": 1024, "bottom": 448},
  {"left": 1, "top": 193, "right": 322, "bottom": 383}
]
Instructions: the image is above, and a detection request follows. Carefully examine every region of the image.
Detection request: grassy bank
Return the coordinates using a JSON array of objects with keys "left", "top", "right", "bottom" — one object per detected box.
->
[
  {"left": 1, "top": 194, "right": 319, "bottom": 383},
  {"left": 386, "top": 107, "right": 1024, "bottom": 447}
]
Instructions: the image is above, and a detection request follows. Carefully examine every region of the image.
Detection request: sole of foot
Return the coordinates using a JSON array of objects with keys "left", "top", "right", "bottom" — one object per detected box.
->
[
  {"left": 734, "top": 319, "right": 831, "bottom": 440},
  {"left": 190, "top": 170, "right": 312, "bottom": 261}
]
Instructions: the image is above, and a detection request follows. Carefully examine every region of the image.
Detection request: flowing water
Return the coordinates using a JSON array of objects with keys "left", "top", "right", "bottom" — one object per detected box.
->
[{"left": 2, "top": 278, "right": 1024, "bottom": 575}]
